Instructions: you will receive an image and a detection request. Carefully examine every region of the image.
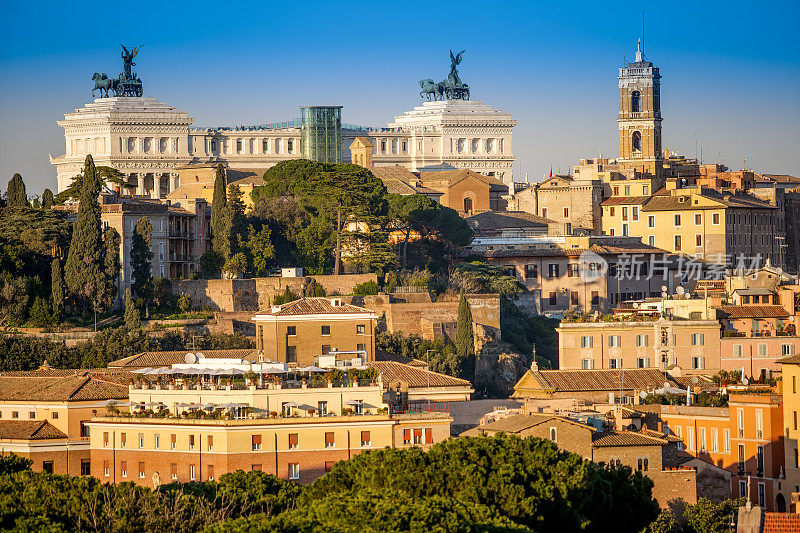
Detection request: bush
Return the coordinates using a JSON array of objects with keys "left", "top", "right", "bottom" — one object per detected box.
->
[
  {"left": 352, "top": 280, "right": 379, "bottom": 296},
  {"left": 272, "top": 287, "right": 300, "bottom": 306},
  {"left": 177, "top": 293, "right": 192, "bottom": 313},
  {"left": 304, "top": 280, "right": 326, "bottom": 297}
]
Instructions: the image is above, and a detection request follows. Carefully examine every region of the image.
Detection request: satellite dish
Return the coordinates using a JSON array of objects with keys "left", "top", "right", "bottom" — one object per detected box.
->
[
  {"left": 742, "top": 377, "right": 750, "bottom": 386},
  {"left": 184, "top": 353, "right": 197, "bottom": 364},
  {"left": 633, "top": 302, "right": 640, "bottom": 309},
  {"left": 663, "top": 381, "right": 670, "bottom": 389},
  {"left": 661, "top": 285, "right": 668, "bottom": 292},
  {"left": 639, "top": 391, "right": 647, "bottom": 398},
  {"left": 777, "top": 267, "right": 784, "bottom": 275},
  {"left": 196, "top": 352, "right": 205, "bottom": 360},
  {"left": 691, "top": 376, "right": 699, "bottom": 384},
  {"left": 676, "top": 286, "right": 685, "bottom": 296},
  {"left": 661, "top": 292, "right": 667, "bottom": 298}
]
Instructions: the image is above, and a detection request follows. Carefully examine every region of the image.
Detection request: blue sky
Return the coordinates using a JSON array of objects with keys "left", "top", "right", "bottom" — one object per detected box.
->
[{"left": 1, "top": 0, "right": 799, "bottom": 194}]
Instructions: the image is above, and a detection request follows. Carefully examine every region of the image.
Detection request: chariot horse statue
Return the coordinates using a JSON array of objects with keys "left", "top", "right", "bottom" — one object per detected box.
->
[{"left": 418, "top": 50, "right": 470, "bottom": 101}]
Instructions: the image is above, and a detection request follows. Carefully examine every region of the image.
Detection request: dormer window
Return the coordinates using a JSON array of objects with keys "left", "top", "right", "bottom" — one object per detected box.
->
[{"left": 331, "top": 298, "right": 342, "bottom": 307}]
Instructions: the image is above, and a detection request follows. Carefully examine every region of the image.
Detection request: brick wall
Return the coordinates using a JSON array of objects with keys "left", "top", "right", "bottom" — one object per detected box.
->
[{"left": 172, "top": 274, "right": 377, "bottom": 313}]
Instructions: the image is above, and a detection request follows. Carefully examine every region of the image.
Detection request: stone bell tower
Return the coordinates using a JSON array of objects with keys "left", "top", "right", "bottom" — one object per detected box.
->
[{"left": 617, "top": 40, "right": 662, "bottom": 176}]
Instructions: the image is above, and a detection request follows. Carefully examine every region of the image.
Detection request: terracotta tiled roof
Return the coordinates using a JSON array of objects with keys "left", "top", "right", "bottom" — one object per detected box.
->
[
  {"left": 778, "top": 355, "right": 800, "bottom": 365},
  {"left": 460, "top": 413, "right": 594, "bottom": 438},
  {"left": 763, "top": 513, "right": 800, "bottom": 533},
  {"left": 715, "top": 305, "right": 789, "bottom": 319},
  {"left": 466, "top": 211, "right": 555, "bottom": 231},
  {"left": 0, "top": 376, "right": 128, "bottom": 402},
  {"left": 760, "top": 174, "right": 800, "bottom": 184},
  {"left": 591, "top": 430, "right": 668, "bottom": 447},
  {"left": 370, "top": 166, "right": 420, "bottom": 182},
  {"left": 474, "top": 242, "right": 670, "bottom": 260},
  {"left": 369, "top": 361, "right": 472, "bottom": 389},
  {"left": 600, "top": 196, "right": 650, "bottom": 206},
  {"left": 0, "top": 368, "right": 134, "bottom": 385},
  {"left": 514, "top": 368, "right": 674, "bottom": 396},
  {"left": 0, "top": 421, "right": 67, "bottom": 440},
  {"left": 264, "top": 297, "right": 375, "bottom": 316},
  {"left": 108, "top": 349, "right": 257, "bottom": 369},
  {"left": 374, "top": 350, "right": 428, "bottom": 367}
]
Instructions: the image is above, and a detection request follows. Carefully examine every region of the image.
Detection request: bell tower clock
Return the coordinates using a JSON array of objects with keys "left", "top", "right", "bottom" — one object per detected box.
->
[{"left": 617, "top": 40, "right": 662, "bottom": 176}]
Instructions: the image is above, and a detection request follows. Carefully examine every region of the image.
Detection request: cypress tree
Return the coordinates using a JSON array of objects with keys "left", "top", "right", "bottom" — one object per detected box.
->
[
  {"left": 123, "top": 288, "right": 140, "bottom": 330},
  {"left": 64, "top": 155, "right": 104, "bottom": 314},
  {"left": 211, "top": 164, "right": 232, "bottom": 259},
  {"left": 455, "top": 291, "right": 475, "bottom": 381},
  {"left": 101, "top": 227, "right": 121, "bottom": 310},
  {"left": 42, "top": 189, "right": 54, "bottom": 209},
  {"left": 51, "top": 258, "right": 64, "bottom": 324},
  {"left": 6, "top": 173, "right": 27, "bottom": 207},
  {"left": 130, "top": 216, "right": 153, "bottom": 303}
]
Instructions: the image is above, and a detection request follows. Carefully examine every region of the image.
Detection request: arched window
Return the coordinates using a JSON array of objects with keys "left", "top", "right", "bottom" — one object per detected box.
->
[
  {"left": 632, "top": 131, "right": 642, "bottom": 152},
  {"left": 549, "top": 427, "right": 557, "bottom": 442},
  {"left": 463, "top": 197, "right": 473, "bottom": 214},
  {"left": 631, "top": 91, "right": 641, "bottom": 113}
]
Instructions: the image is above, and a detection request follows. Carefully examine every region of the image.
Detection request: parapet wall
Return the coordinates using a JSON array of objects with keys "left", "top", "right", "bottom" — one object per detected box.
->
[{"left": 172, "top": 274, "right": 377, "bottom": 312}]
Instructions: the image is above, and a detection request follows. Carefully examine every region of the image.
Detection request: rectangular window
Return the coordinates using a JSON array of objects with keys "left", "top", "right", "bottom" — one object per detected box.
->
[
  {"left": 756, "top": 410, "right": 763, "bottom": 440},
  {"left": 695, "top": 234, "right": 702, "bottom": 247},
  {"left": 636, "top": 357, "right": 650, "bottom": 368},
  {"left": 723, "top": 429, "right": 730, "bottom": 453},
  {"left": 251, "top": 464, "right": 262, "bottom": 472},
  {"left": 403, "top": 428, "right": 412, "bottom": 445},
  {"left": 525, "top": 264, "right": 538, "bottom": 279},
  {"left": 357, "top": 343, "right": 366, "bottom": 353},
  {"left": 758, "top": 344, "right": 768, "bottom": 357},
  {"left": 563, "top": 207, "right": 569, "bottom": 219},
  {"left": 154, "top": 434, "right": 160, "bottom": 449},
  {"left": 208, "top": 465, "right": 214, "bottom": 481},
  {"left": 674, "top": 235, "right": 682, "bottom": 251},
  {"left": 288, "top": 463, "right": 299, "bottom": 480},
  {"left": 699, "top": 428, "right": 707, "bottom": 452},
  {"left": 609, "top": 358, "right": 623, "bottom": 369},
  {"left": 570, "top": 291, "right": 579, "bottom": 306},
  {"left": 692, "top": 356, "right": 705, "bottom": 370},
  {"left": 425, "top": 428, "right": 433, "bottom": 444},
  {"left": 687, "top": 427, "right": 695, "bottom": 451},
  {"left": 81, "top": 460, "right": 90, "bottom": 476},
  {"left": 632, "top": 206, "right": 639, "bottom": 221},
  {"left": 695, "top": 213, "right": 702, "bottom": 225},
  {"left": 739, "top": 480, "right": 747, "bottom": 498},
  {"left": 52, "top": 412, "right": 58, "bottom": 419},
  {"left": 549, "top": 292, "right": 557, "bottom": 306},
  {"left": 171, "top": 434, "right": 176, "bottom": 449},
  {"left": 622, "top": 207, "right": 628, "bottom": 221},
  {"left": 648, "top": 215, "right": 655, "bottom": 228},
  {"left": 286, "top": 326, "right": 297, "bottom": 336},
  {"left": 691, "top": 333, "right": 704, "bottom": 346},
  {"left": 541, "top": 208, "right": 548, "bottom": 218},
  {"left": 321, "top": 325, "right": 330, "bottom": 335},
  {"left": 139, "top": 462, "right": 145, "bottom": 479},
  {"left": 171, "top": 463, "right": 178, "bottom": 480},
  {"left": 288, "top": 433, "right": 299, "bottom": 449},
  {"left": 286, "top": 346, "right": 297, "bottom": 363},
  {"left": 356, "top": 324, "right": 366, "bottom": 335},
  {"left": 322, "top": 345, "right": 331, "bottom": 355},
  {"left": 252, "top": 434, "right": 262, "bottom": 451},
  {"left": 675, "top": 426, "right": 683, "bottom": 450},
  {"left": 758, "top": 482, "right": 765, "bottom": 508},
  {"left": 189, "top": 434, "right": 195, "bottom": 450},
  {"left": 548, "top": 264, "right": 559, "bottom": 278},
  {"left": 120, "top": 432, "right": 126, "bottom": 448},
  {"left": 713, "top": 213, "right": 720, "bottom": 225},
  {"left": 120, "top": 461, "right": 128, "bottom": 477},
  {"left": 361, "top": 431, "right": 371, "bottom": 447},
  {"left": 581, "top": 358, "right": 595, "bottom": 370},
  {"left": 568, "top": 263, "right": 579, "bottom": 277},
  {"left": 783, "top": 344, "right": 795, "bottom": 356},
  {"left": 580, "top": 336, "right": 594, "bottom": 348},
  {"left": 757, "top": 445, "right": 765, "bottom": 475},
  {"left": 711, "top": 428, "right": 718, "bottom": 452},
  {"left": 103, "top": 432, "right": 109, "bottom": 447},
  {"left": 207, "top": 435, "right": 213, "bottom": 451},
  {"left": 648, "top": 236, "right": 655, "bottom": 246},
  {"left": 622, "top": 223, "right": 629, "bottom": 236},
  {"left": 733, "top": 344, "right": 743, "bottom": 357},
  {"left": 325, "top": 432, "right": 335, "bottom": 448},
  {"left": 413, "top": 428, "right": 423, "bottom": 445},
  {"left": 103, "top": 460, "right": 109, "bottom": 477},
  {"left": 636, "top": 334, "right": 649, "bottom": 347},
  {"left": 318, "top": 401, "right": 328, "bottom": 416},
  {"left": 591, "top": 291, "right": 599, "bottom": 305},
  {"left": 674, "top": 214, "right": 682, "bottom": 226},
  {"left": 190, "top": 464, "right": 195, "bottom": 481},
  {"left": 738, "top": 409, "right": 745, "bottom": 437},
  {"left": 138, "top": 433, "right": 144, "bottom": 448},
  {"left": 608, "top": 335, "right": 621, "bottom": 348}
]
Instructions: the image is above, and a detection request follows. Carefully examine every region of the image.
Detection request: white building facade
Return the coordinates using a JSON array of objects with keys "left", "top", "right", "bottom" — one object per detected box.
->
[{"left": 52, "top": 97, "right": 518, "bottom": 195}]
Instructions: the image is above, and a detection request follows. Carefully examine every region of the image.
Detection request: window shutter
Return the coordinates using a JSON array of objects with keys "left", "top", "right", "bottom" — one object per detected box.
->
[
  {"left": 325, "top": 432, "right": 335, "bottom": 444},
  {"left": 103, "top": 432, "right": 109, "bottom": 443},
  {"left": 414, "top": 428, "right": 422, "bottom": 438},
  {"left": 138, "top": 462, "right": 144, "bottom": 473},
  {"left": 120, "top": 432, "right": 126, "bottom": 444},
  {"left": 208, "top": 435, "right": 213, "bottom": 446},
  {"left": 120, "top": 461, "right": 127, "bottom": 471},
  {"left": 171, "top": 463, "right": 177, "bottom": 475},
  {"left": 289, "top": 433, "right": 299, "bottom": 446},
  {"left": 403, "top": 429, "right": 411, "bottom": 441},
  {"left": 208, "top": 465, "right": 214, "bottom": 479},
  {"left": 171, "top": 434, "right": 176, "bottom": 444},
  {"left": 103, "top": 460, "right": 109, "bottom": 469},
  {"left": 425, "top": 428, "right": 433, "bottom": 444},
  {"left": 361, "top": 431, "right": 370, "bottom": 443},
  {"left": 252, "top": 435, "right": 262, "bottom": 445}
]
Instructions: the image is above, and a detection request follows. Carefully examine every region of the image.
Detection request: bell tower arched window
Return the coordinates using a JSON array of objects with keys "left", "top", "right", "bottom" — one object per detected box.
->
[
  {"left": 464, "top": 197, "right": 473, "bottom": 214},
  {"left": 631, "top": 91, "right": 641, "bottom": 113},
  {"left": 632, "top": 131, "right": 642, "bottom": 153}
]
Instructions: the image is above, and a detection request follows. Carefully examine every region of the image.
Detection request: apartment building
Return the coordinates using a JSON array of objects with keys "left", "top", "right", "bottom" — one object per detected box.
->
[
  {"left": 463, "top": 234, "right": 682, "bottom": 316},
  {"left": 252, "top": 298, "right": 379, "bottom": 366},
  {"left": 653, "top": 390, "right": 786, "bottom": 511},
  {"left": 0, "top": 371, "right": 129, "bottom": 475},
  {"left": 779, "top": 356, "right": 800, "bottom": 511},
  {"left": 87, "top": 361, "right": 451, "bottom": 485},
  {"left": 601, "top": 185, "right": 782, "bottom": 266}
]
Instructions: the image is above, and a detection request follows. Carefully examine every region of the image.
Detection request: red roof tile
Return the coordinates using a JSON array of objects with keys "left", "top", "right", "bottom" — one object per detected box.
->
[
  {"left": 0, "top": 376, "right": 128, "bottom": 402},
  {"left": 0, "top": 420, "right": 67, "bottom": 440},
  {"left": 763, "top": 513, "right": 800, "bottom": 533},
  {"left": 264, "top": 297, "right": 376, "bottom": 316},
  {"left": 715, "top": 305, "right": 789, "bottom": 319},
  {"left": 369, "top": 361, "right": 472, "bottom": 389}
]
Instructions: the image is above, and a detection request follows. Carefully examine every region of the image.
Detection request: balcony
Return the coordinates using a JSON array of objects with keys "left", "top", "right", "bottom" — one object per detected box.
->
[
  {"left": 169, "top": 231, "right": 195, "bottom": 239},
  {"left": 169, "top": 253, "right": 196, "bottom": 262}
]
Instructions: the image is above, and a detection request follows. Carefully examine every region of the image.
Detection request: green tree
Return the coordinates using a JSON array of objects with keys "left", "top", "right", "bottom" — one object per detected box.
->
[
  {"left": 246, "top": 224, "right": 275, "bottom": 276},
  {"left": 100, "top": 227, "right": 121, "bottom": 311},
  {"left": 228, "top": 184, "right": 247, "bottom": 248},
  {"left": 200, "top": 249, "right": 225, "bottom": 279},
  {"left": 0, "top": 453, "right": 32, "bottom": 475},
  {"left": 211, "top": 164, "right": 233, "bottom": 259},
  {"left": 452, "top": 261, "right": 525, "bottom": 297},
  {"left": 177, "top": 293, "right": 192, "bottom": 313},
  {"left": 272, "top": 287, "right": 300, "bottom": 305},
  {"left": 304, "top": 279, "right": 326, "bottom": 297},
  {"left": 28, "top": 297, "right": 52, "bottom": 327},
  {"left": 130, "top": 216, "right": 153, "bottom": 305},
  {"left": 455, "top": 291, "right": 475, "bottom": 382},
  {"left": 54, "top": 166, "right": 135, "bottom": 204},
  {"left": 41, "top": 189, "right": 54, "bottom": 209},
  {"left": 64, "top": 155, "right": 105, "bottom": 316},
  {"left": 683, "top": 497, "right": 745, "bottom": 533},
  {"left": 352, "top": 280, "right": 379, "bottom": 295},
  {"left": 646, "top": 510, "right": 681, "bottom": 533},
  {"left": 50, "top": 258, "right": 64, "bottom": 323},
  {"left": 223, "top": 252, "right": 248, "bottom": 278},
  {"left": 6, "top": 173, "right": 27, "bottom": 208},
  {"left": 123, "top": 288, "right": 140, "bottom": 330}
]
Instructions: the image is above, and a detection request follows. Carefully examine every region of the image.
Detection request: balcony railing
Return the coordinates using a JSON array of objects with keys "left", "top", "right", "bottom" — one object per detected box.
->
[{"left": 168, "top": 231, "right": 195, "bottom": 239}]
